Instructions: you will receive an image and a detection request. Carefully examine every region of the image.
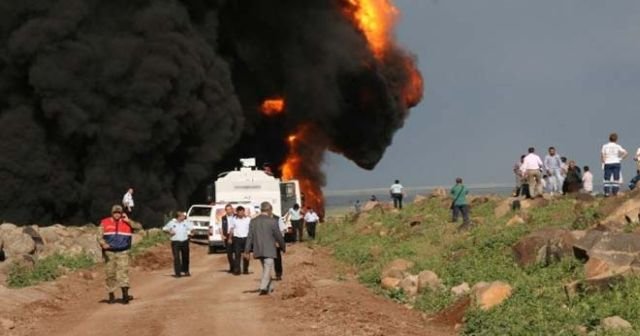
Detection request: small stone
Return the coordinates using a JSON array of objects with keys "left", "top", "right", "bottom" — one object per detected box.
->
[
  {"left": 417, "top": 270, "right": 443, "bottom": 292},
  {"left": 473, "top": 281, "right": 512, "bottom": 310},
  {"left": 506, "top": 215, "right": 525, "bottom": 227},
  {"left": 399, "top": 275, "right": 419, "bottom": 297},
  {"left": 381, "top": 277, "right": 401, "bottom": 290},
  {"left": 451, "top": 282, "right": 471, "bottom": 297},
  {"left": 601, "top": 316, "right": 633, "bottom": 332}
]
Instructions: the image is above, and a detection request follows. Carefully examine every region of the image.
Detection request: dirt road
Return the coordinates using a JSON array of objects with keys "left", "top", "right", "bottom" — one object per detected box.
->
[{"left": 4, "top": 244, "right": 454, "bottom": 336}]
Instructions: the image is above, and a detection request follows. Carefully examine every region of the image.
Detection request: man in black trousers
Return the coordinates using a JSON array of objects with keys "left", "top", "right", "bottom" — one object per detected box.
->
[
  {"left": 230, "top": 206, "right": 251, "bottom": 275},
  {"left": 221, "top": 204, "right": 235, "bottom": 273},
  {"left": 162, "top": 211, "right": 194, "bottom": 277},
  {"left": 271, "top": 212, "right": 286, "bottom": 281}
]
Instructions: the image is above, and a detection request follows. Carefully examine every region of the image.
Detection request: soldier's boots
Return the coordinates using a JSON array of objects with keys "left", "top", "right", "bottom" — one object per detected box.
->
[
  {"left": 108, "top": 292, "right": 116, "bottom": 304},
  {"left": 121, "top": 287, "right": 133, "bottom": 304}
]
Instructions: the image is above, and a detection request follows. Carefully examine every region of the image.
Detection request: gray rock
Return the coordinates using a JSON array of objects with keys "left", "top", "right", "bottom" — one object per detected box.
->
[
  {"left": 451, "top": 282, "right": 471, "bottom": 297},
  {"left": 3, "top": 231, "right": 36, "bottom": 257},
  {"left": 417, "top": 270, "right": 444, "bottom": 292},
  {"left": 512, "top": 229, "right": 576, "bottom": 267}
]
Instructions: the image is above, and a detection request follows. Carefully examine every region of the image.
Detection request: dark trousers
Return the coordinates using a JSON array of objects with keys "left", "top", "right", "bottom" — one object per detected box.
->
[
  {"left": 604, "top": 163, "right": 622, "bottom": 196},
  {"left": 392, "top": 193, "right": 403, "bottom": 209},
  {"left": 306, "top": 221, "right": 317, "bottom": 239},
  {"left": 224, "top": 239, "right": 234, "bottom": 272},
  {"left": 452, "top": 205, "right": 471, "bottom": 227},
  {"left": 232, "top": 237, "right": 249, "bottom": 274},
  {"left": 171, "top": 240, "right": 190, "bottom": 275},
  {"left": 519, "top": 183, "right": 531, "bottom": 198},
  {"left": 291, "top": 219, "right": 303, "bottom": 242},
  {"left": 274, "top": 248, "right": 283, "bottom": 277}
]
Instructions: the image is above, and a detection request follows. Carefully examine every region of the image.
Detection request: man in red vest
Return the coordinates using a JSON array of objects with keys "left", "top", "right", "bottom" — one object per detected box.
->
[{"left": 97, "top": 205, "right": 140, "bottom": 304}]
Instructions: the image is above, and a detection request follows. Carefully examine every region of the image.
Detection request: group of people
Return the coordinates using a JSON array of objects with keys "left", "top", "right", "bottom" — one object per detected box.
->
[
  {"left": 512, "top": 133, "right": 640, "bottom": 198},
  {"left": 97, "top": 199, "right": 309, "bottom": 305}
]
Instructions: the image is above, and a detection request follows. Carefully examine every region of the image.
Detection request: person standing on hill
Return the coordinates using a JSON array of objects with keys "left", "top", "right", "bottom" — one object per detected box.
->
[
  {"left": 162, "top": 211, "right": 193, "bottom": 277},
  {"left": 230, "top": 206, "right": 251, "bottom": 275},
  {"left": 97, "top": 205, "right": 142, "bottom": 304},
  {"left": 122, "top": 188, "right": 134, "bottom": 216},
  {"left": 634, "top": 147, "right": 640, "bottom": 173},
  {"left": 221, "top": 204, "right": 235, "bottom": 272},
  {"left": 450, "top": 178, "right": 471, "bottom": 231},
  {"left": 304, "top": 207, "right": 320, "bottom": 240},
  {"left": 544, "top": 147, "right": 564, "bottom": 196},
  {"left": 582, "top": 166, "right": 594, "bottom": 194},
  {"left": 601, "top": 133, "right": 628, "bottom": 196},
  {"left": 520, "top": 147, "right": 544, "bottom": 198},
  {"left": 244, "top": 202, "right": 286, "bottom": 295},
  {"left": 390, "top": 179, "right": 404, "bottom": 209}
]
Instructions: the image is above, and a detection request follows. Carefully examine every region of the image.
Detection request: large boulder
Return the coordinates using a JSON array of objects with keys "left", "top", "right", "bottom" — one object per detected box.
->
[
  {"left": 574, "top": 231, "right": 640, "bottom": 277},
  {"left": 472, "top": 281, "right": 513, "bottom": 310},
  {"left": 417, "top": 270, "right": 444, "bottom": 292},
  {"left": 430, "top": 187, "right": 448, "bottom": 199},
  {"left": 2, "top": 231, "right": 36, "bottom": 257},
  {"left": 512, "top": 229, "right": 576, "bottom": 267},
  {"left": 603, "top": 196, "right": 640, "bottom": 227},
  {"left": 413, "top": 195, "right": 427, "bottom": 204},
  {"left": 362, "top": 201, "right": 382, "bottom": 212},
  {"left": 506, "top": 215, "right": 525, "bottom": 227}
]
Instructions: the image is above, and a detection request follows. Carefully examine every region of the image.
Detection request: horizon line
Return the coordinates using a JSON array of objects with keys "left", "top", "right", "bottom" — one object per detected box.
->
[{"left": 323, "top": 183, "right": 514, "bottom": 196}]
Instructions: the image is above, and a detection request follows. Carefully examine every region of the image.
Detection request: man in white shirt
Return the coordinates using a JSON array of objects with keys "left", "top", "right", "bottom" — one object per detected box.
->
[
  {"left": 601, "top": 133, "right": 628, "bottom": 196},
  {"left": 229, "top": 206, "right": 251, "bottom": 275},
  {"left": 582, "top": 166, "right": 593, "bottom": 194},
  {"left": 304, "top": 208, "right": 320, "bottom": 240},
  {"left": 162, "top": 211, "right": 193, "bottom": 277},
  {"left": 122, "top": 188, "right": 134, "bottom": 215},
  {"left": 520, "top": 147, "right": 544, "bottom": 198},
  {"left": 389, "top": 180, "right": 404, "bottom": 209}
]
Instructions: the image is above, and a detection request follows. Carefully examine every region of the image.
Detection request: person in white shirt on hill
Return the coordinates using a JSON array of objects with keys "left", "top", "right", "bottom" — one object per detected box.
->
[
  {"left": 520, "top": 147, "right": 544, "bottom": 198},
  {"left": 389, "top": 180, "right": 404, "bottom": 209},
  {"left": 601, "top": 133, "right": 628, "bottom": 196}
]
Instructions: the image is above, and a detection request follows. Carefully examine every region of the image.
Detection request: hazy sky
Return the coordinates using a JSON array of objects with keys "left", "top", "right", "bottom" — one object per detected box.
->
[{"left": 323, "top": 0, "right": 640, "bottom": 191}]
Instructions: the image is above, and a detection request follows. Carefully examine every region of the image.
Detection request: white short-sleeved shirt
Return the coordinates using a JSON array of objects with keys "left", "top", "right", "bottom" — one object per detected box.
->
[
  {"left": 288, "top": 208, "right": 302, "bottom": 221},
  {"left": 304, "top": 212, "right": 319, "bottom": 223},
  {"left": 601, "top": 142, "right": 627, "bottom": 164},
  {"left": 582, "top": 172, "right": 593, "bottom": 192},
  {"left": 162, "top": 219, "right": 193, "bottom": 242},
  {"left": 390, "top": 183, "right": 403, "bottom": 194},
  {"left": 229, "top": 216, "right": 251, "bottom": 238}
]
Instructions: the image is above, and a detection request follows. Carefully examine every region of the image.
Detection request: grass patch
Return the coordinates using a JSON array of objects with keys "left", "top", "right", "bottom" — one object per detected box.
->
[
  {"left": 320, "top": 196, "right": 639, "bottom": 335},
  {"left": 130, "top": 231, "right": 169, "bottom": 256},
  {"left": 7, "top": 253, "right": 95, "bottom": 288}
]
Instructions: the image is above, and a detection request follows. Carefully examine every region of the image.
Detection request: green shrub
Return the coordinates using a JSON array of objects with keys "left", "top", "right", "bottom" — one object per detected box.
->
[{"left": 7, "top": 253, "right": 95, "bottom": 288}]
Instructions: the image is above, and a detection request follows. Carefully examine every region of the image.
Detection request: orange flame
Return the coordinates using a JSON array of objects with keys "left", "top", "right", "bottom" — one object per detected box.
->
[
  {"left": 281, "top": 125, "right": 325, "bottom": 217},
  {"left": 403, "top": 60, "right": 424, "bottom": 107},
  {"left": 260, "top": 98, "right": 285, "bottom": 116},
  {"left": 345, "top": 0, "right": 398, "bottom": 58}
]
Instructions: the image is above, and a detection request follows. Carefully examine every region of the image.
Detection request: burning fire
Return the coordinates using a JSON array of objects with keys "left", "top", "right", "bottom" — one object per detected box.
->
[
  {"left": 281, "top": 124, "right": 325, "bottom": 217},
  {"left": 260, "top": 98, "right": 285, "bottom": 116},
  {"left": 344, "top": 0, "right": 398, "bottom": 58}
]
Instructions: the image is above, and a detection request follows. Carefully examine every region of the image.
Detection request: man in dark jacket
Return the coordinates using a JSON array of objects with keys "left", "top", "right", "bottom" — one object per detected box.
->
[
  {"left": 220, "top": 204, "right": 235, "bottom": 272},
  {"left": 244, "top": 202, "right": 286, "bottom": 295}
]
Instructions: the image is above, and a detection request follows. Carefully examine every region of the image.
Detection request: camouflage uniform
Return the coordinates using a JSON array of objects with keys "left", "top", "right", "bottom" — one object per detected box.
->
[{"left": 97, "top": 217, "right": 142, "bottom": 293}]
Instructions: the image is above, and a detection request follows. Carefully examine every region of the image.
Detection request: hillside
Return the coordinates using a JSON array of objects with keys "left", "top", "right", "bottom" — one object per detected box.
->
[{"left": 319, "top": 191, "right": 640, "bottom": 335}]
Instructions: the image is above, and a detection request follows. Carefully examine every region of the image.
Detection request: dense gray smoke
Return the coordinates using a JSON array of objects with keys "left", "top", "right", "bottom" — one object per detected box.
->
[{"left": 0, "top": 0, "right": 422, "bottom": 226}]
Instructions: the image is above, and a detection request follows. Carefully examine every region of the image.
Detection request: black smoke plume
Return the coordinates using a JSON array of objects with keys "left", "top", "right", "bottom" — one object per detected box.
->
[{"left": 0, "top": 0, "right": 422, "bottom": 226}]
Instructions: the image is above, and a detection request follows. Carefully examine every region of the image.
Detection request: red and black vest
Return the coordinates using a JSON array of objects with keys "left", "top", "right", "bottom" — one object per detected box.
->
[{"left": 101, "top": 217, "right": 133, "bottom": 251}]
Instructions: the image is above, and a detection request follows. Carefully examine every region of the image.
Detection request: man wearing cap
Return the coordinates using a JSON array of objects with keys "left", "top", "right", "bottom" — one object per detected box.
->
[
  {"left": 244, "top": 202, "right": 286, "bottom": 295},
  {"left": 163, "top": 211, "right": 194, "bottom": 277},
  {"left": 97, "top": 205, "right": 142, "bottom": 304}
]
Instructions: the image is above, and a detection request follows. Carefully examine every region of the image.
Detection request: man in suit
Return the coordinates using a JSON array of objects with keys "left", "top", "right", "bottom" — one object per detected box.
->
[
  {"left": 244, "top": 202, "right": 286, "bottom": 295},
  {"left": 221, "top": 204, "right": 235, "bottom": 273}
]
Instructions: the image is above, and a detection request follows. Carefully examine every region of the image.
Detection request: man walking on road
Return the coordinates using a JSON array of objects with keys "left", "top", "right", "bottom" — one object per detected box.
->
[
  {"left": 544, "top": 147, "right": 564, "bottom": 195},
  {"left": 304, "top": 208, "right": 320, "bottom": 240},
  {"left": 122, "top": 188, "right": 135, "bottom": 216},
  {"left": 220, "top": 204, "right": 235, "bottom": 272},
  {"left": 520, "top": 147, "right": 544, "bottom": 198},
  {"left": 163, "top": 211, "right": 193, "bottom": 278},
  {"left": 601, "top": 133, "right": 628, "bottom": 196},
  {"left": 244, "top": 202, "right": 286, "bottom": 295},
  {"left": 285, "top": 203, "right": 303, "bottom": 243},
  {"left": 97, "top": 205, "right": 141, "bottom": 304},
  {"left": 390, "top": 180, "right": 404, "bottom": 209},
  {"left": 230, "top": 206, "right": 251, "bottom": 275}
]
